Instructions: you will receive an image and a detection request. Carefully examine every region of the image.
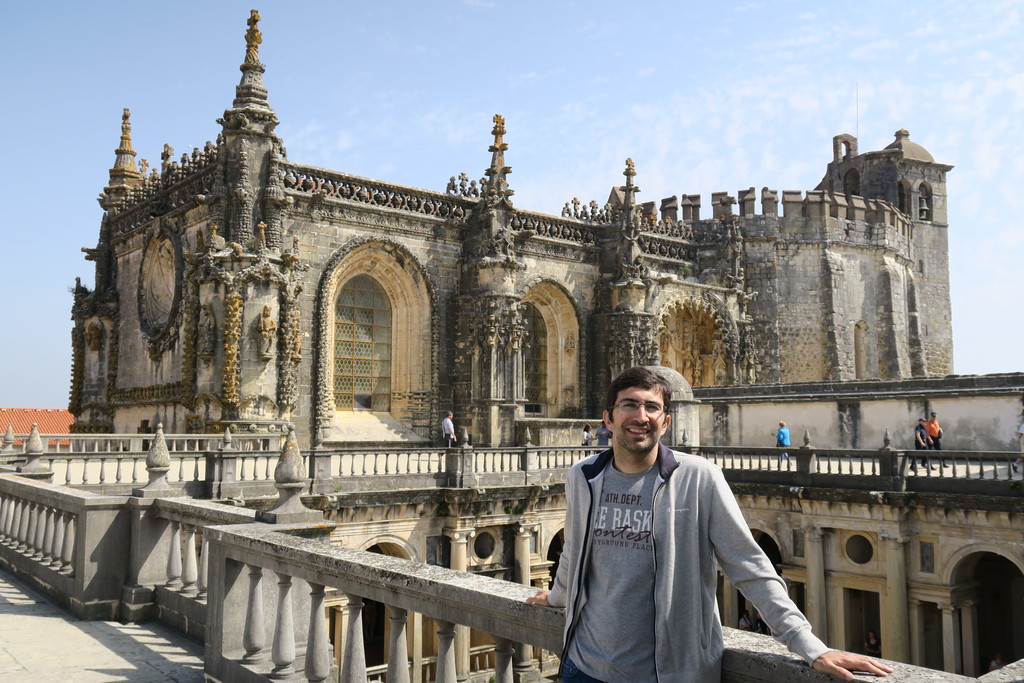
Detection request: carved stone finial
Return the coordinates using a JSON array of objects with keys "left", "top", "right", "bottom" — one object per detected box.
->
[
  {"left": 25, "top": 423, "right": 43, "bottom": 455},
  {"left": 482, "top": 113, "right": 514, "bottom": 209},
  {"left": 244, "top": 9, "right": 262, "bottom": 65},
  {"left": 274, "top": 424, "right": 304, "bottom": 485},
  {"left": 134, "top": 423, "right": 174, "bottom": 495},
  {"left": 16, "top": 423, "right": 49, "bottom": 474},
  {"left": 146, "top": 423, "right": 171, "bottom": 470},
  {"left": 99, "top": 107, "right": 143, "bottom": 209},
  {"left": 257, "top": 424, "right": 323, "bottom": 524},
  {"left": 220, "top": 425, "right": 236, "bottom": 451},
  {"left": 0, "top": 424, "right": 14, "bottom": 454},
  {"left": 803, "top": 430, "right": 811, "bottom": 447},
  {"left": 882, "top": 428, "right": 892, "bottom": 448}
]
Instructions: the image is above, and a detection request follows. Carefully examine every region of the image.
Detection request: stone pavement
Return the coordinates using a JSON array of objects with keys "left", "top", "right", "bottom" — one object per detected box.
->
[{"left": 0, "top": 571, "right": 204, "bottom": 682}]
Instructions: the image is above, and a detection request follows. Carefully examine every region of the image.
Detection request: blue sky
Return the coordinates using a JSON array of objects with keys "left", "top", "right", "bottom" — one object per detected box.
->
[{"left": 2, "top": 0, "right": 1022, "bottom": 407}]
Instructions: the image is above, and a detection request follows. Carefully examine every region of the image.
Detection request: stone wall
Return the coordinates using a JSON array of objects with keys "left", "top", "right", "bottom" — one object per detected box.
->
[{"left": 695, "top": 373, "right": 1024, "bottom": 451}]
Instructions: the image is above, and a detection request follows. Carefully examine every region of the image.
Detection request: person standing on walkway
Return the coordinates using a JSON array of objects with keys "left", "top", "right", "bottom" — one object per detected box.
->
[
  {"left": 775, "top": 421, "right": 791, "bottom": 461},
  {"left": 525, "top": 366, "right": 891, "bottom": 682},
  {"left": 594, "top": 420, "right": 612, "bottom": 447},
  {"left": 442, "top": 411, "right": 457, "bottom": 447},
  {"left": 925, "top": 412, "right": 946, "bottom": 465},
  {"left": 1015, "top": 420, "right": 1024, "bottom": 472},
  {"left": 913, "top": 418, "right": 933, "bottom": 470}
]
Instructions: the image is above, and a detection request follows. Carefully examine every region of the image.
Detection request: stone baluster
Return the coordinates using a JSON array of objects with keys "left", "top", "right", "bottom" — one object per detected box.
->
[
  {"left": 0, "top": 495, "right": 11, "bottom": 543},
  {"left": 38, "top": 506, "right": 54, "bottom": 561},
  {"left": 493, "top": 637, "right": 514, "bottom": 683},
  {"left": 271, "top": 572, "right": 297, "bottom": 679},
  {"left": 165, "top": 521, "right": 183, "bottom": 588},
  {"left": 11, "top": 499, "right": 25, "bottom": 549},
  {"left": 386, "top": 607, "right": 410, "bottom": 683},
  {"left": 60, "top": 514, "right": 75, "bottom": 574},
  {"left": 49, "top": 511, "right": 65, "bottom": 569},
  {"left": 434, "top": 620, "right": 457, "bottom": 683},
  {"left": 197, "top": 533, "right": 208, "bottom": 600},
  {"left": 242, "top": 565, "right": 266, "bottom": 664},
  {"left": 181, "top": 524, "right": 198, "bottom": 595},
  {"left": 20, "top": 501, "right": 35, "bottom": 552},
  {"left": 340, "top": 594, "right": 366, "bottom": 682},
  {"left": 304, "top": 582, "right": 331, "bottom": 682}
]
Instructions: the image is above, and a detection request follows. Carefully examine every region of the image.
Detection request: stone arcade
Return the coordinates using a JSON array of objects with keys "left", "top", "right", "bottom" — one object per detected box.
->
[{"left": 70, "top": 11, "right": 953, "bottom": 451}]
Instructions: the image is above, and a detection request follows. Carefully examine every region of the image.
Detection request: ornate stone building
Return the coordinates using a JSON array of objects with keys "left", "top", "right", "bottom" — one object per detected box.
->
[{"left": 69, "top": 11, "right": 953, "bottom": 447}]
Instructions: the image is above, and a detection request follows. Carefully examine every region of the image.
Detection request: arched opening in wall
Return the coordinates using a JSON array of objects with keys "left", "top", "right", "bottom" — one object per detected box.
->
[
  {"left": 918, "top": 182, "right": 933, "bottom": 221},
  {"left": 658, "top": 298, "right": 728, "bottom": 387},
  {"left": 726, "top": 531, "right": 785, "bottom": 631},
  {"left": 521, "top": 282, "right": 582, "bottom": 417},
  {"left": 546, "top": 529, "right": 565, "bottom": 589},
  {"left": 854, "top": 321, "right": 869, "bottom": 379},
  {"left": 843, "top": 168, "right": 860, "bottom": 196},
  {"left": 898, "top": 179, "right": 911, "bottom": 215},
  {"left": 950, "top": 552, "right": 1024, "bottom": 675},
  {"left": 321, "top": 242, "right": 433, "bottom": 442},
  {"left": 522, "top": 303, "right": 547, "bottom": 415},
  {"left": 335, "top": 275, "right": 391, "bottom": 411}
]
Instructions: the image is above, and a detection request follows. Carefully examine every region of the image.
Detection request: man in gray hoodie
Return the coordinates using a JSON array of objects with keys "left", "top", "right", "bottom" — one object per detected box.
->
[{"left": 526, "top": 366, "right": 891, "bottom": 682}]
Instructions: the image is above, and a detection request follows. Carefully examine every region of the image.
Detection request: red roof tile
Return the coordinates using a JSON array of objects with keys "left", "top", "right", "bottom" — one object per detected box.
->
[{"left": 0, "top": 408, "right": 74, "bottom": 446}]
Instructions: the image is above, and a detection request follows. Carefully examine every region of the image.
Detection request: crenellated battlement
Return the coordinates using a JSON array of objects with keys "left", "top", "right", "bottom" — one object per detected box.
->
[{"left": 654, "top": 187, "right": 914, "bottom": 249}]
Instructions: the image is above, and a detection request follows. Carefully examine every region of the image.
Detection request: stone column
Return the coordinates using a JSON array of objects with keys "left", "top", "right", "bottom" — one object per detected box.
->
[
  {"left": 939, "top": 602, "right": 962, "bottom": 674},
  {"left": 804, "top": 525, "right": 828, "bottom": 639},
  {"left": 909, "top": 599, "right": 924, "bottom": 666},
  {"left": 721, "top": 575, "right": 737, "bottom": 628},
  {"left": 513, "top": 523, "right": 538, "bottom": 680},
  {"left": 446, "top": 528, "right": 475, "bottom": 680},
  {"left": 959, "top": 600, "right": 978, "bottom": 677},
  {"left": 881, "top": 533, "right": 910, "bottom": 662}
]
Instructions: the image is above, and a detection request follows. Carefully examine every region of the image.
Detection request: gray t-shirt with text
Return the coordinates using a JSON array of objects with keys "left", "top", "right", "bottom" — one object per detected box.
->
[{"left": 568, "top": 464, "right": 659, "bottom": 682}]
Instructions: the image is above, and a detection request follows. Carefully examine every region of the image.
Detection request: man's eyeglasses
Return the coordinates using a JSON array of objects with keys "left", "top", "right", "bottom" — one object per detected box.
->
[{"left": 614, "top": 400, "right": 664, "bottom": 417}]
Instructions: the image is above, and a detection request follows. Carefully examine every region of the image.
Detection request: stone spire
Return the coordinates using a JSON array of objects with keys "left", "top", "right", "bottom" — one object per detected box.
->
[
  {"left": 99, "top": 108, "right": 143, "bottom": 210},
  {"left": 482, "top": 114, "right": 514, "bottom": 209},
  {"left": 619, "top": 158, "right": 641, "bottom": 227},
  {"left": 220, "top": 9, "right": 278, "bottom": 135}
]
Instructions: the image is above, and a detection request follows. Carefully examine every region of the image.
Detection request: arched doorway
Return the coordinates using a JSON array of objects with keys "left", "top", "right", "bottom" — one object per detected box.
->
[
  {"left": 658, "top": 298, "right": 729, "bottom": 387},
  {"left": 948, "top": 552, "right": 1024, "bottom": 675}
]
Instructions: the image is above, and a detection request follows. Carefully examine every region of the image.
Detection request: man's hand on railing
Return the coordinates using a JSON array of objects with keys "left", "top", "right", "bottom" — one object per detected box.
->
[
  {"left": 812, "top": 650, "right": 893, "bottom": 680},
  {"left": 524, "top": 589, "right": 552, "bottom": 607}
]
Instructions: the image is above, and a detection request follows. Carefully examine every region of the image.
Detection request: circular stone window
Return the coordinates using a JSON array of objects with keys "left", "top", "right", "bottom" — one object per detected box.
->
[
  {"left": 845, "top": 534, "right": 874, "bottom": 564},
  {"left": 473, "top": 531, "right": 496, "bottom": 560}
]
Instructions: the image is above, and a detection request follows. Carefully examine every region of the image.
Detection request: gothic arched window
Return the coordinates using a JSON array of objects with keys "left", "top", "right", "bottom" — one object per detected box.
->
[
  {"left": 523, "top": 303, "right": 547, "bottom": 413},
  {"left": 334, "top": 275, "right": 391, "bottom": 411}
]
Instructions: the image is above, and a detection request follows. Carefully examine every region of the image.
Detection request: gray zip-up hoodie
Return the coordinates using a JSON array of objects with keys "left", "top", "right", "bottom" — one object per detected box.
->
[{"left": 547, "top": 444, "right": 830, "bottom": 682}]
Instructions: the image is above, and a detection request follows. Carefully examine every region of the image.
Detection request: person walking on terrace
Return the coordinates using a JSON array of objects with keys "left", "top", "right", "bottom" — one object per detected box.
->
[
  {"left": 1015, "top": 420, "right": 1024, "bottom": 472},
  {"left": 774, "top": 421, "right": 791, "bottom": 461},
  {"left": 913, "top": 418, "right": 933, "bottom": 471},
  {"left": 925, "top": 412, "right": 947, "bottom": 466},
  {"left": 525, "top": 366, "right": 891, "bottom": 682},
  {"left": 441, "top": 411, "right": 457, "bottom": 448}
]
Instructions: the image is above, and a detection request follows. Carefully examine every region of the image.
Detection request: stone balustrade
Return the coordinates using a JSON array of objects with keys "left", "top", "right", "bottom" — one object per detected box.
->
[{"left": 0, "top": 468, "right": 1014, "bottom": 681}]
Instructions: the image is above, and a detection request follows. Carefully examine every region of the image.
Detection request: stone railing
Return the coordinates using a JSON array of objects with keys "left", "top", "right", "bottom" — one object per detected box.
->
[
  {"left": 699, "top": 445, "right": 1024, "bottom": 496},
  {"left": 202, "top": 521, "right": 980, "bottom": 683},
  {"left": 0, "top": 473, "right": 128, "bottom": 618}
]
